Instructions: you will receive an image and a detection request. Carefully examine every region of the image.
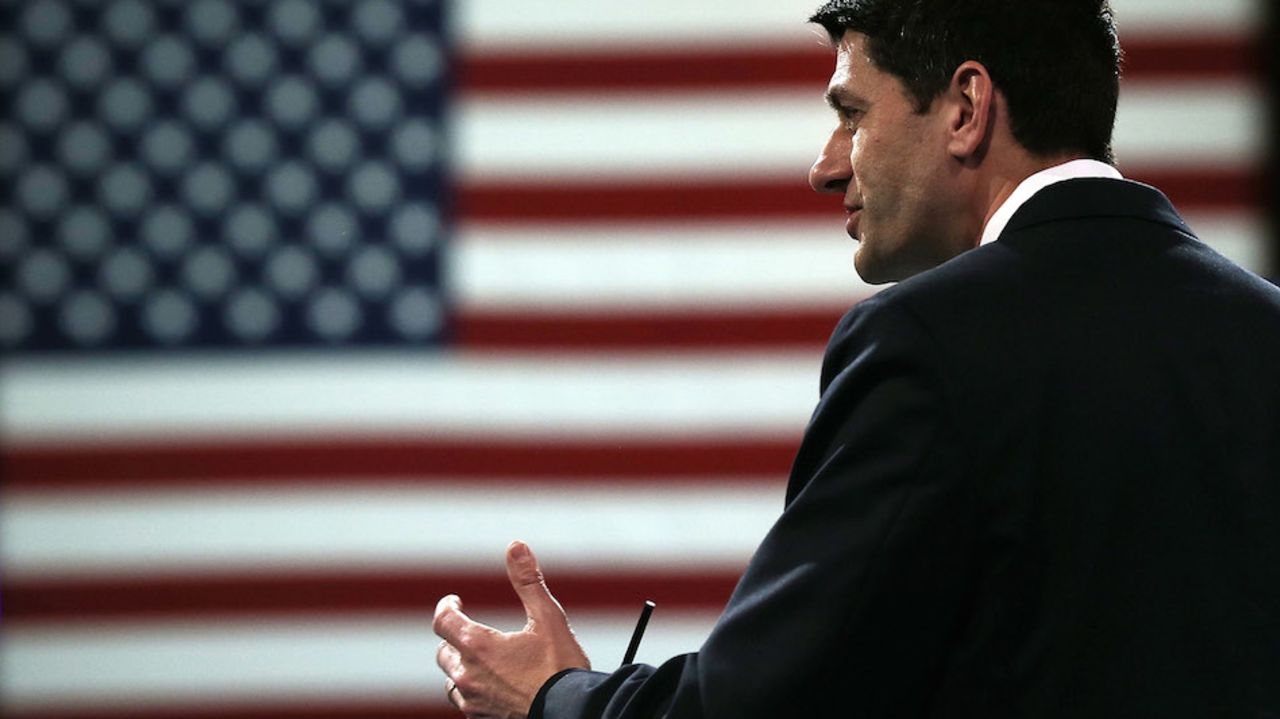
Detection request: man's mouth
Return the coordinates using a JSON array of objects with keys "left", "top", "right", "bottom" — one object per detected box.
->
[{"left": 844, "top": 206, "right": 862, "bottom": 239}]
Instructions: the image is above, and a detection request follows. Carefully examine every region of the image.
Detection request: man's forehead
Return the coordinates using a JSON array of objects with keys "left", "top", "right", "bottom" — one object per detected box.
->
[
  {"left": 834, "top": 30, "right": 873, "bottom": 67},
  {"left": 825, "top": 31, "right": 876, "bottom": 101}
]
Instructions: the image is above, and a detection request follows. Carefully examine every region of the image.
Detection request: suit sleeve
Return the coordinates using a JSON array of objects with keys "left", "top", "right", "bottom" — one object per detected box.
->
[{"left": 531, "top": 296, "right": 979, "bottom": 719}]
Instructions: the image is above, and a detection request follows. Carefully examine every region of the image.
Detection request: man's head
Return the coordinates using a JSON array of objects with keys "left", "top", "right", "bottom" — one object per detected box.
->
[{"left": 807, "top": 0, "right": 1121, "bottom": 283}]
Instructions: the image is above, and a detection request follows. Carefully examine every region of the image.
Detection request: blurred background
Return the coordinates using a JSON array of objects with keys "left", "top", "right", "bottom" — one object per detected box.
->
[{"left": 1, "top": 0, "right": 1274, "bottom": 717}]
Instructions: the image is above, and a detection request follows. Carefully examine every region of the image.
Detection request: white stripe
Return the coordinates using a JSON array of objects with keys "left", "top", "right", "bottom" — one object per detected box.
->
[
  {"left": 455, "top": 0, "right": 1260, "bottom": 48},
  {"left": 453, "top": 212, "right": 1268, "bottom": 309},
  {"left": 455, "top": 221, "right": 872, "bottom": 309},
  {"left": 1110, "top": 0, "right": 1260, "bottom": 33},
  {"left": 455, "top": 85, "right": 1261, "bottom": 179},
  {"left": 0, "top": 353, "right": 821, "bottom": 442},
  {"left": 1112, "top": 81, "right": 1264, "bottom": 166},
  {"left": 453, "top": 90, "right": 829, "bottom": 180},
  {"left": 457, "top": 0, "right": 825, "bottom": 49},
  {"left": 0, "top": 484, "right": 780, "bottom": 577},
  {"left": 1183, "top": 212, "right": 1272, "bottom": 274},
  {"left": 1, "top": 611, "right": 721, "bottom": 709}
]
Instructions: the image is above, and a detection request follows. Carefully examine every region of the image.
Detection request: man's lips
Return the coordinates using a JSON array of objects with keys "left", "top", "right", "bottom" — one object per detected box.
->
[{"left": 844, "top": 206, "right": 862, "bottom": 238}]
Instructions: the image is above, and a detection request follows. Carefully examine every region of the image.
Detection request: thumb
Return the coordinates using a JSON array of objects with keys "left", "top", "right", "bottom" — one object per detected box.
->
[{"left": 505, "top": 540, "right": 567, "bottom": 626}]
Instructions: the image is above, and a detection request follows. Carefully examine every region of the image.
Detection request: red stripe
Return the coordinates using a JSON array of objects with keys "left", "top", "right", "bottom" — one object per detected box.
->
[
  {"left": 460, "top": 46, "right": 831, "bottom": 94},
  {"left": 457, "top": 177, "right": 830, "bottom": 222},
  {"left": 3, "top": 703, "right": 458, "bottom": 719},
  {"left": 457, "top": 168, "right": 1258, "bottom": 223},
  {"left": 458, "top": 37, "right": 1257, "bottom": 94},
  {"left": 1120, "top": 35, "right": 1261, "bottom": 81},
  {"left": 1123, "top": 167, "right": 1262, "bottom": 211},
  {"left": 1, "top": 436, "right": 798, "bottom": 492},
  {"left": 4, "top": 570, "right": 739, "bottom": 624},
  {"left": 455, "top": 306, "right": 849, "bottom": 351}
]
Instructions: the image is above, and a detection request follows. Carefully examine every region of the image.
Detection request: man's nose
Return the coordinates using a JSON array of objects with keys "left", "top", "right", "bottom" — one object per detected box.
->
[{"left": 808, "top": 128, "right": 852, "bottom": 194}]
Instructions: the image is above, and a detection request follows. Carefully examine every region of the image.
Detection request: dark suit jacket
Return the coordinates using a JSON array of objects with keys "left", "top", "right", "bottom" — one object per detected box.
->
[{"left": 531, "top": 179, "right": 1280, "bottom": 718}]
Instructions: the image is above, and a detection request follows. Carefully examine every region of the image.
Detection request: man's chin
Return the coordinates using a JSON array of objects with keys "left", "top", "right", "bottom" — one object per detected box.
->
[
  {"left": 854, "top": 239, "right": 963, "bottom": 284},
  {"left": 853, "top": 246, "right": 908, "bottom": 285}
]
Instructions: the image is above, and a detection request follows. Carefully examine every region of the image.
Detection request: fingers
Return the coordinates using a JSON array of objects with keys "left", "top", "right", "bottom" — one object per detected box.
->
[
  {"left": 437, "top": 642, "right": 470, "bottom": 712},
  {"left": 433, "top": 546, "right": 589, "bottom": 717},
  {"left": 444, "top": 676, "right": 470, "bottom": 715},
  {"left": 433, "top": 594, "right": 491, "bottom": 649},
  {"left": 506, "top": 540, "right": 566, "bottom": 625},
  {"left": 444, "top": 677, "right": 463, "bottom": 710},
  {"left": 436, "top": 639, "right": 461, "bottom": 676}
]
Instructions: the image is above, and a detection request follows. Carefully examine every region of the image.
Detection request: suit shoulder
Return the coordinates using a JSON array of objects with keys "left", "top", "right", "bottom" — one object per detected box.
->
[
  {"left": 826, "top": 243, "right": 1023, "bottom": 357},
  {"left": 862, "top": 242, "right": 1027, "bottom": 329},
  {"left": 820, "top": 286, "right": 949, "bottom": 396},
  {"left": 817, "top": 246, "right": 1016, "bottom": 399}
]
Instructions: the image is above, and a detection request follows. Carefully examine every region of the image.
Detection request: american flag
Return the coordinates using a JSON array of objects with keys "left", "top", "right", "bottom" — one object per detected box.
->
[{"left": 1, "top": 1, "right": 1271, "bottom": 717}]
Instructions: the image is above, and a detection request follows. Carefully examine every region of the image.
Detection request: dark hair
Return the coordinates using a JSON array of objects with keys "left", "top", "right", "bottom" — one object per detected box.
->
[{"left": 810, "top": 0, "right": 1121, "bottom": 163}]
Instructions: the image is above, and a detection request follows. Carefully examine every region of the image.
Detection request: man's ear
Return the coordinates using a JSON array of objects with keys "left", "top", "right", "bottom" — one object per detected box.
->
[{"left": 945, "top": 61, "right": 996, "bottom": 161}]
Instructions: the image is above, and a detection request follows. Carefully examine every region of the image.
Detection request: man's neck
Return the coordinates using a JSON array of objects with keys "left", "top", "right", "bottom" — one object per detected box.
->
[
  {"left": 976, "top": 156, "right": 1123, "bottom": 247},
  {"left": 977, "top": 154, "right": 1085, "bottom": 243}
]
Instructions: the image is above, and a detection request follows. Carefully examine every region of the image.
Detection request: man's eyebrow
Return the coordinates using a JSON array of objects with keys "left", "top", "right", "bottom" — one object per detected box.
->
[{"left": 824, "top": 88, "right": 864, "bottom": 113}]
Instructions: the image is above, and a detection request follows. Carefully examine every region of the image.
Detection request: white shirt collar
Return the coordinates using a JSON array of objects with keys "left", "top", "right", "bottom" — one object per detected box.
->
[{"left": 979, "top": 159, "right": 1123, "bottom": 246}]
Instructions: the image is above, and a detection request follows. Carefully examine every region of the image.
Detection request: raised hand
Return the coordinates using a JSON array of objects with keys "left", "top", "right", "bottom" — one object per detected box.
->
[{"left": 434, "top": 541, "right": 591, "bottom": 718}]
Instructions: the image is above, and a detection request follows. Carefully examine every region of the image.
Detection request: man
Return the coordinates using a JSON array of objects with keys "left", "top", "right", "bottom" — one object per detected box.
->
[{"left": 434, "top": 0, "right": 1280, "bottom": 716}]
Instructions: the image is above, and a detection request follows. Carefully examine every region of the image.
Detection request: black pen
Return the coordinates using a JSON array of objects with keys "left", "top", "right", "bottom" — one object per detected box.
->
[{"left": 621, "top": 600, "right": 655, "bottom": 665}]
